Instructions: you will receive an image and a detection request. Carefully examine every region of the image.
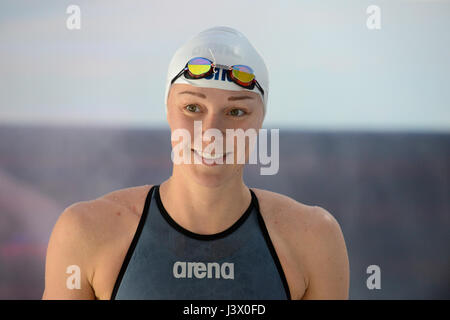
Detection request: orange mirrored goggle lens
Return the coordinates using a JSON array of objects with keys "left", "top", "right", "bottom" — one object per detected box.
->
[
  {"left": 187, "top": 57, "right": 213, "bottom": 76},
  {"left": 230, "top": 65, "right": 255, "bottom": 85}
]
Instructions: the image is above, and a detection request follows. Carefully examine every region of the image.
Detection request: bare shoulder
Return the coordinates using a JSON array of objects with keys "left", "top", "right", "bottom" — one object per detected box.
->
[
  {"left": 251, "top": 188, "right": 349, "bottom": 299},
  {"left": 89, "top": 184, "right": 153, "bottom": 214},
  {"left": 250, "top": 187, "right": 341, "bottom": 237},
  {"left": 250, "top": 188, "right": 346, "bottom": 273},
  {"left": 67, "top": 184, "right": 153, "bottom": 219},
  {"left": 62, "top": 184, "right": 154, "bottom": 242},
  {"left": 44, "top": 184, "right": 154, "bottom": 299},
  {"left": 51, "top": 184, "right": 153, "bottom": 252}
]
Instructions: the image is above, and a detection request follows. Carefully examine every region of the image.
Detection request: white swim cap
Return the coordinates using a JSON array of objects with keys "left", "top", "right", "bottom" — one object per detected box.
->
[{"left": 164, "top": 26, "right": 269, "bottom": 119}]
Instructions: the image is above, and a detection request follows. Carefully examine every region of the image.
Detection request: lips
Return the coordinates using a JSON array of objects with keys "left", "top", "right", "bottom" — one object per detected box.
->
[{"left": 191, "top": 149, "right": 232, "bottom": 165}]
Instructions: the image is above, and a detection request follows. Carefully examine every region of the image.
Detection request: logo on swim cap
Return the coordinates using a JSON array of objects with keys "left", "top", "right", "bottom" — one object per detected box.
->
[{"left": 203, "top": 67, "right": 234, "bottom": 82}]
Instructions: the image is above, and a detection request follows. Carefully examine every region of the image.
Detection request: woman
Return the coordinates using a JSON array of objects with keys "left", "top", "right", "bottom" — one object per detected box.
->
[{"left": 43, "top": 26, "right": 349, "bottom": 300}]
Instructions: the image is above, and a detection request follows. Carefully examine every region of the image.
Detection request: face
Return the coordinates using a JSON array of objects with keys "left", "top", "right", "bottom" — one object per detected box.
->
[{"left": 167, "top": 83, "right": 264, "bottom": 187}]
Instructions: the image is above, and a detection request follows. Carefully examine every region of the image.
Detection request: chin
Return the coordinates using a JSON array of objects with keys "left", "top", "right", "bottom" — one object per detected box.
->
[{"left": 181, "top": 163, "right": 243, "bottom": 189}]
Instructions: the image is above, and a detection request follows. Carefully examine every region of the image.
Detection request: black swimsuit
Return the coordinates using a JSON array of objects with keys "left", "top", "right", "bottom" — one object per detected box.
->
[{"left": 111, "top": 185, "right": 291, "bottom": 300}]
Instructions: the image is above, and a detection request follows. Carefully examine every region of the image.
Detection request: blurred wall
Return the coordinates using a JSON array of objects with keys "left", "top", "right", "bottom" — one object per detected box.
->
[{"left": 0, "top": 125, "right": 448, "bottom": 299}]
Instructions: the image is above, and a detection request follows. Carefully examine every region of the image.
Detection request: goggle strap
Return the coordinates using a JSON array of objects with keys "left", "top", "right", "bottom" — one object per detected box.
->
[
  {"left": 254, "top": 80, "right": 265, "bottom": 97},
  {"left": 170, "top": 67, "right": 188, "bottom": 85}
]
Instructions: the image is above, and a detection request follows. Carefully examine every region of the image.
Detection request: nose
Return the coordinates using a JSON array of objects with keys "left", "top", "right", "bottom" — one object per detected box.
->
[
  {"left": 192, "top": 111, "right": 227, "bottom": 152},
  {"left": 202, "top": 111, "right": 226, "bottom": 136}
]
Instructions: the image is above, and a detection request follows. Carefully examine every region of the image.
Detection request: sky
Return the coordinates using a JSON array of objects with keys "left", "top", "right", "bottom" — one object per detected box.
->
[{"left": 0, "top": 0, "right": 449, "bottom": 131}]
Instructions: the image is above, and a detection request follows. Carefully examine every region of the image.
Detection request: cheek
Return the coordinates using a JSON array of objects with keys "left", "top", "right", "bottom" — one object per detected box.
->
[
  {"left": 252, "top": 106, "right": 265, "bottom": 127},
  {"left": 167, "top": 104, "right": 190, "bottom": 130},
  {"left": 247, "top": 101, "right": 265, "bottom": 125},
  {"left": 169, "top": 117, "right": 195, "bottom": 150}
]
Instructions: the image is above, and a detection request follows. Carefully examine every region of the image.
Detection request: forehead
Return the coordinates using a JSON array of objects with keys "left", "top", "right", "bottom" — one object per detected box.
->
[{"left": 170, "top": 83, "right": 261, "bottom": 101}]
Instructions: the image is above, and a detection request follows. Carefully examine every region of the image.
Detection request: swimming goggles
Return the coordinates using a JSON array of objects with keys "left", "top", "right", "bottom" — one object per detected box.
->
[{"left": 170, "top": 57, "right": 265, "bottom": 98}]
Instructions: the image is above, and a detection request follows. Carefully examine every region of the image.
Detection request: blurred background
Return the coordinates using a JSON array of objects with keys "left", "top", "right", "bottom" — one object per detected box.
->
[{"left": 0, "top": 0, "right": 449, "bottom": 299}]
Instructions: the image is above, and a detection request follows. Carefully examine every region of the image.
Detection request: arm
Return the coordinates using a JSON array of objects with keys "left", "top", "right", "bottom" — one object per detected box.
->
[
  {"left": 42, "top": 205, "right": 96, "bottom": 299},
  {"left": 301, "top": 206, "right": 350, "bottom": 300}
]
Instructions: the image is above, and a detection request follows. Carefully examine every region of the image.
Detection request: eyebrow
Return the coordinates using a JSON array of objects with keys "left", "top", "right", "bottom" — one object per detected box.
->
[{"left": 179, "top": 90, "right": 255, "bottom": 101}]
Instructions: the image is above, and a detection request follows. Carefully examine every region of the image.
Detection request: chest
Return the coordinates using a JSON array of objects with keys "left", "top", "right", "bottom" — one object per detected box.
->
[{"left": 92, "top": 205, "right": 307, "bottom": 300}]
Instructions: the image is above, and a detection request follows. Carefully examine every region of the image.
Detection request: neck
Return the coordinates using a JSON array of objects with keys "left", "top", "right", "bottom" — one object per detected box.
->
[{"left": 159, "top": 169, "right": 251, "bottom": 235}]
